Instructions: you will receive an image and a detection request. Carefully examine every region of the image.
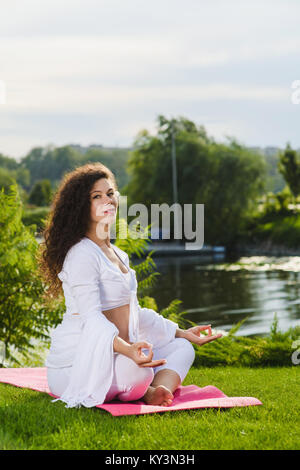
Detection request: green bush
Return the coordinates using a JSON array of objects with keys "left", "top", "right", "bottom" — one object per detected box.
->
[
  {"left": 21, "top": 206, "right": 50, "bottom": 234},
  {"left": 252, "top": 215, "right": 300, "bottom": 248},
  {"left": 28, "top": 179, "right": 52, "bottom": 207},
  {"left": 0, "top": 184, "right": 64, "bottom": 366},
  {"left": 193, "top": 316, "right": 300, "bottom": 367}
]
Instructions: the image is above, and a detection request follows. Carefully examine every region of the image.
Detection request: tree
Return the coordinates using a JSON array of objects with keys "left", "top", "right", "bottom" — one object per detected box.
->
[
  {"left": 19, "top": 147, "right": 49, "bottom": 185},
  {"left": 0, "top": 153, "right": 19, "bottom": 171},
  {"left": 14, "top": 167, "right": 31, "bottom": 191},
  {"left": 124, "top": 116, "right": 210, "bottom": 206},
  {"left": 19, "top": 144, "right": 131, "bottom": 194},
  {"left": 278, "top": 143, "right": 300, "bottom": 199},
  {"left": 201, "top": 139, "right": 266, "bottom": 246},
  {"left": 19, "top": 145, "right": 80, "bottom": 188},
  {"left": 0, "top": 184, "right": 64, "bottom": 366},
  {"left": 0, "top": 167, "right": 17, "bottom": 194},
  {"left": 124, "top": 115, "right": 267, "bottom": 247},
  {"left": 84, "top": 147, "right": 130, "bottom": 190},
  {"left": 28, "top": 179, "right": 52, "bottom": 206}
]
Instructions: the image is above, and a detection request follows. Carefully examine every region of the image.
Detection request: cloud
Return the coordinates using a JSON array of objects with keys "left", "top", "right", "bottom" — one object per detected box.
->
[
  {"left": 1, "top": 34, "right": 291, "bottom": 114},
  {"left": 0, "top": 0, "right": 300, "bottom": 157}
]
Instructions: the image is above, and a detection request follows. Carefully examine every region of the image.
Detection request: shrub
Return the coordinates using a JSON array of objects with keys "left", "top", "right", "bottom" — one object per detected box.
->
[
  {"left": 21, "top": 207, "right": 50, "bottom": 234},
  {"left": 28, "top": 179, "right": 52, "bottom": 207},
  {"left": 0, "top": 184, "right": 64, "bottom": 367},
  {"left": 193, "top": 316, "right": 299, "bottom": 367}
]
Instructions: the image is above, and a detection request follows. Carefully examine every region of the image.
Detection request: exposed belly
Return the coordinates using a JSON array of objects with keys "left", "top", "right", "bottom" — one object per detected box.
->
[{"left": 101, "top": 303, "right": 130, "bottom": 343}]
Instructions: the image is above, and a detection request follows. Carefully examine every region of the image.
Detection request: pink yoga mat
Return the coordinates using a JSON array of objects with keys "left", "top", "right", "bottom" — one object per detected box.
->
[{"left": 0, "top": 367, "right": 262, "bottom": 416}]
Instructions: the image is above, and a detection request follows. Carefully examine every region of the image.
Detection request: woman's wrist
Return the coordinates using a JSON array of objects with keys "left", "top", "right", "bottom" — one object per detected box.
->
[
  {"left": 175, "top": 328, "right": 187, "bottom": 339},
  {"left": 113, "top": 335, "right": 132, "bottom": 358}
]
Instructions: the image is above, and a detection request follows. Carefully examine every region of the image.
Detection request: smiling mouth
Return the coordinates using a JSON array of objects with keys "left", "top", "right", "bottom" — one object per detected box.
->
[{"left": 103, "top": 209, "right": 115, "bottom": 215}]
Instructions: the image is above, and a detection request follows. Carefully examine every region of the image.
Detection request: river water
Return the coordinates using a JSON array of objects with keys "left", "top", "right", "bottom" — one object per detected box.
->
[
  {"left": 36, "top": 236, "right": 300, "bottom": 337},
  {"left": 140, "top": 253, "right": 300, "bottom": 337}
]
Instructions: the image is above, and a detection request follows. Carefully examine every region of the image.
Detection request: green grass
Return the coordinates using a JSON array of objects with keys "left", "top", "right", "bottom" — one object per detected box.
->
[{"left": 0, "top": 366, "right": 299, "bottom": 450}]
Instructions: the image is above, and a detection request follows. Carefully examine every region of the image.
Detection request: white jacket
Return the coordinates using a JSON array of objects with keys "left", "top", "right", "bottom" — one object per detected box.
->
[{"left": 45, "top": 237, "right": 178, "bottom": 408}]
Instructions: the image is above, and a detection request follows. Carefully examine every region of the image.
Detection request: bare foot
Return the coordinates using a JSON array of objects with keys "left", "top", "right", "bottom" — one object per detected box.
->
[{"left": 143, "top": 385, "right": 174, "bottom": 407}]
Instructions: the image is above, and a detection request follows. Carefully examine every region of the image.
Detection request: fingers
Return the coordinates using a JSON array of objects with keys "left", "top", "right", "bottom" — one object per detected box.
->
[
  {"left": 190, "top": 325, "right": 212, "bottom": 337},
  {"left": 138, "top": 349, "right": 153, "bottom": 363},
  {"left": 135, "top": 342, "right": 153, "bottom": 363},
  {"left": 146, "top": 349, "right": 154, "bottom": 362},
  {"left": 136, "top": 341, "right": 152, "bottom": 350},
  {"left": 140, "top": 359, "right": 167, "bottom": 368},
  {"left": 188, "top": 332, "right": 222, "bottom": 346},
  {"left": 131, "top": 342, "right": 167, "bottom": 367},
  {"left": 201, "top": 333, "right": 222, "bottom": 344},
  {"left": 196, "top": 325, "right": 212, "bottom": 335}
]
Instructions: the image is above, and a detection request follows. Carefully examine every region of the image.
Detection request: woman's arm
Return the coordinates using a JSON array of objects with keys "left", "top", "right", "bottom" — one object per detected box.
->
[
  {"left": 138, "top": 305, "right": 179, "bottom": 349},
  {"left": 113, "top": 335, "right": 132, "bottom": 356}
]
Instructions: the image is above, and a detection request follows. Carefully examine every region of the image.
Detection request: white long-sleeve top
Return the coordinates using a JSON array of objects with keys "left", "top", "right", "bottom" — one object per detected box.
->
[{"left": 45, "top": 237, "right": 178, "bottom": 408}]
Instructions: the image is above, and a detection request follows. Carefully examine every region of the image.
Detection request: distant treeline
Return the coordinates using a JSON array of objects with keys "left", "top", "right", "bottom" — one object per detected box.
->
[
  {"left": 0, "top": 144, "right": 131, "bottom": 199},
  {"left": 0, "top": 126, "right": 286, "bottom": 201},
  {"left": 0, "top": 116, "right": 298, "bottom": 248}
]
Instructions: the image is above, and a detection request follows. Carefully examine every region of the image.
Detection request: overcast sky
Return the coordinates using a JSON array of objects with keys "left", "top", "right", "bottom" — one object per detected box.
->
[{"left": 0, "top": 0, "right": 299, "bottom": 160}]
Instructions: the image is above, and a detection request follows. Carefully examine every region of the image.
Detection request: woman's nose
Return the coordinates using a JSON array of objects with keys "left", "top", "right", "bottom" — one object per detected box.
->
[{"left": 103, "top": 193, "right": 116, "bottom": 205}]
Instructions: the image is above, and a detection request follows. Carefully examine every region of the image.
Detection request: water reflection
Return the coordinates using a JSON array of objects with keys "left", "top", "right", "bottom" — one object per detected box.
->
[{"left": 140, "top": 254, "right": 300, "bottom": 337}]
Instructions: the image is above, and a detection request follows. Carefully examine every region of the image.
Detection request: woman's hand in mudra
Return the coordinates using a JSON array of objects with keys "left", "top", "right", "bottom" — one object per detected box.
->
[
  {"left": 176, "top": 325, "right": 222, "bottom": 346},
  {"left": 129, "top": 341, "right": 167, "bottom": 368}
]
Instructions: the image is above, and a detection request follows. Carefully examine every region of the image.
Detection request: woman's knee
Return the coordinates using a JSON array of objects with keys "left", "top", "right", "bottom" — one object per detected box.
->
[
  {"left": 175, "top": 337, "right": 196, "bottom": 365},
  {"left": 113, "top": 355, "right": 154, "bottom": 401},
  {"left": 134, "top": 364, "right": 155, "bottom": 387},
  {"left": 152, "top": 338, "right": 195, "bottom": 384},
  {"left": 47, "top": 366, "right": 71, "bottom": 397},
  {"left": 114, "top": 353, "right": 154, "bottom": 387}
]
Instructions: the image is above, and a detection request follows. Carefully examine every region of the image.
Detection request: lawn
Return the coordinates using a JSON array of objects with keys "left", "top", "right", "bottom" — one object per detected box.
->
[{"left": 0, "top": 366, "right": 299, "bottom": 450}]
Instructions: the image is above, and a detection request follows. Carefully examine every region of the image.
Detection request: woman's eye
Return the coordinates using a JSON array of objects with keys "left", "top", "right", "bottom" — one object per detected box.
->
[{"left": 93, "top": 193, "right": 114, "bottom": 199}]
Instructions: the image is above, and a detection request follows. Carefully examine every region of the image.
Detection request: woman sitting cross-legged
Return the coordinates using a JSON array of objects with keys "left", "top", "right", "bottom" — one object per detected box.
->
[{"left": 39, "top": 162, "right": 222, "bottom": 408}]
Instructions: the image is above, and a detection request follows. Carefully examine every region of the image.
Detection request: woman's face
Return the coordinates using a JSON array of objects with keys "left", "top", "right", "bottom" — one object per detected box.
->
[{"left": 89, "top": 178, "right": 119, "bottom": 226}]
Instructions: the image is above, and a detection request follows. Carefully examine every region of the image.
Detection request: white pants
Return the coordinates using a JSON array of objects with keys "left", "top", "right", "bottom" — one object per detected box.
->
[{"left": 47, "top": 337, "right": 195, "bottom": 403}]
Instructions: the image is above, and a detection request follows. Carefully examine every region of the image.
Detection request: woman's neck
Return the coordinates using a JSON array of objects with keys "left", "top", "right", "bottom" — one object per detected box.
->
[{"left": 85, "top": 226, "right": 111, "bottom": 248}]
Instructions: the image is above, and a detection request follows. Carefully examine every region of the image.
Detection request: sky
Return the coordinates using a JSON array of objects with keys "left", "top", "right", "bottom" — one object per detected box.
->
[{"left": 0, "top": 0, "right": 300, "bottom": 160}]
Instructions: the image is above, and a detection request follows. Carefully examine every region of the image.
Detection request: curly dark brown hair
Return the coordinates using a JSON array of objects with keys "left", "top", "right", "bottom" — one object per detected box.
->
[{"left": 37, "top": 162, "right": 118, "bottom": 302}]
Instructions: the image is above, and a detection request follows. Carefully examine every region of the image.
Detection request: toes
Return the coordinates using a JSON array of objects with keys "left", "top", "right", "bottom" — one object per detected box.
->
[
  {"left": 148, "top": 386, "right": 174, "bottom": 406},
  {"left": 161, "top": 398, "right": 173, "bottom": 407}
]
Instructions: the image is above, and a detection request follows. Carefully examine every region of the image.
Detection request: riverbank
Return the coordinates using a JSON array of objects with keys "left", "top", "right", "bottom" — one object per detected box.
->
[
  {"left": 131, "top": 239, "right": 300, "bottom": 259},
  {"left": 141, "top": 242, "right": 226, "bottom": 257},
  {"left": 0, "top": 366, "right": 298, "bottom": 450},
  {"left": 230, "top": 240, "right": 300, "bottom": 257}
]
